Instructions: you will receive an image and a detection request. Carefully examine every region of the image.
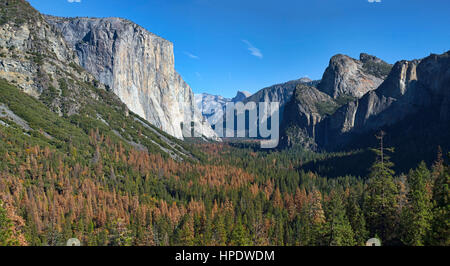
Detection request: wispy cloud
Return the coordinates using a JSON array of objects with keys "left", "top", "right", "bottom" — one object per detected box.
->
[
  {"left": 368, "top": 0, "right": 381, "bottom": 3},
  {"left": 195, "top": 72, "right": 202, "bottom": 80},
  {"left": 242, "top": 40, "right": 263, "bottom": 59},
  {"left": 68, "top": 0, "right": 81, "bottom": 2},
  {"left": 184, "top": 51, "right": 199, "bottom": 59}
]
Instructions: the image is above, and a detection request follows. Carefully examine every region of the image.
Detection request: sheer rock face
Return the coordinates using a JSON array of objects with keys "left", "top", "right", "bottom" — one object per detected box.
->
[
  {"left": 317, "top": 54, "right": 389, "bottom": 99},
  {"left": 320, "top": 60, "right": 421, "bottom": 140},
  {"left": 45, "top": 16, "right": 218, "bottom": 140}
]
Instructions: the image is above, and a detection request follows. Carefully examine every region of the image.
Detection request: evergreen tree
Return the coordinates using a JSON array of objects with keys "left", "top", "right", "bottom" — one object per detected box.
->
[
  {"left": 229, "top": 217, "right": 251, "bottom": 246},
  {"left": 324, "top": 191, "right": 356, "bottom": 246},
  {"left": 428, "top": 155, "right": 450, "bottom": 245},
  {"left": 346, "top": 186, "right": 368, "bottom": 245},
  {"left": 108, "top": 218, "right": 133, "bottom": 246},
  {"left": 176, "top": 215, "right": 195, "bottom": 246},
  {"left": 212, "top": 215, "right": 227, "bottom": 246},
  {"left": 402, "top": 162, "right": 433, "bottom": 245},
  {"left": 0, "top": 201, "right": 20, "bottom": 246},
  {"left": 296, "top": 195, "right": 325, "bottom": 246},
  {"left": 45, "top": 222, "right": 63, "bottom": 246},
  {"left": 365, "top": 131, "right": 399, "bottom": 245}
]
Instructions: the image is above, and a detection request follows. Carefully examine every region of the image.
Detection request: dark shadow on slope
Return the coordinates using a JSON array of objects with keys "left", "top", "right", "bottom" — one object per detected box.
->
[
  {"left": 301, "top": 149, "right": 375, "bottom": 178},
  {"left": 307, "top": 105, "right": 450, "bottom": 178}
]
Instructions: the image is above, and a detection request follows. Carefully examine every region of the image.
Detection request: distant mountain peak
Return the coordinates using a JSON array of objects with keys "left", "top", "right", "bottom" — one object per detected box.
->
[
  {"left": 298, "top": 77, "right": 312, "bottom": 83},
  {"left": 232, "top": 90, "right": 252, "bottom": 102}
]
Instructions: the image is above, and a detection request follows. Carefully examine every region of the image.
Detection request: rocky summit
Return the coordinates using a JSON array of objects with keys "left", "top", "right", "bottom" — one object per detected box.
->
[{"left": 317, "top": 53, "right": 391, "bottom": 99}]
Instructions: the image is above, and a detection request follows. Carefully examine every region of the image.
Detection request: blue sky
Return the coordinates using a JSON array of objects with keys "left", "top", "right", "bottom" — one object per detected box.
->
[{"left": 29, "top": 0, "right": 450, "bottom": 98}]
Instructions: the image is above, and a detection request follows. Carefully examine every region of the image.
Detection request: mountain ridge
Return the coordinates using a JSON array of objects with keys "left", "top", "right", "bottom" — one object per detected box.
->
[{"left": 281, "top": 51, "right": 450, "bottom": 155}]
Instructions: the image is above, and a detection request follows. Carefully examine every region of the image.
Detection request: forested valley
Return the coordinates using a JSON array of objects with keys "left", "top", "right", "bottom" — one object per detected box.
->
[{"left": 1, "top": 81, "right": 448, "bottom": 246}]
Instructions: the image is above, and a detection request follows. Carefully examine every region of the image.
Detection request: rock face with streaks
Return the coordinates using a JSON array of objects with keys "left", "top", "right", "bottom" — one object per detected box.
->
[{"left": 45, "top": 16, "right": 218, "bottom": 140}]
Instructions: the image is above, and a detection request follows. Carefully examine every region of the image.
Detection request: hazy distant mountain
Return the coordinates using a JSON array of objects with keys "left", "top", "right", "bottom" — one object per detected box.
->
[
  {"left": 195, "top": 93, "right": 230, "bottom": 125},
  {"left": 195, "top": 90, "right": 253, "bottom": 126},
  {"left": 195, "top": 77, "right": 318, "bottom": 136},
  {"left": 231, "top": 90, "right": 252, "bottom": 102}
]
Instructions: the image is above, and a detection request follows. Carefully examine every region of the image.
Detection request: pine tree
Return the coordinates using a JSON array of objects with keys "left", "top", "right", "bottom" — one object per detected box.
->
[
  {"left": 428, "top": 154, "right": 450, "bottom": 245},
  {"left": 136, "top": 224, "right": 155, "bottom": 246},
  {"left": 229, "top": 217, "right": 251, "bottom": 246},
  {"left": 346, "top": 186, "right": 368, "bottom": 245},
  {"left": 324, "top": 191, "right": 356, "bottom": 246},
  {"left": 365, "top": 131, "right": 399, "bottom": 245},
  {"left": 296, "top": 191, "right": 325, "bottom": 246},
  {"left": 402, "top": 162, "right": 433, "bottom": 245},
  {"left": 0, "top": 200, "right": 20, "bottom": 246},
  {"left": 108, "top": 218, "right": 133, "bottom": 246},
  {"left": 176, "top": 215, "right": 195, "bottom": 246},
  {"left": 212, "top": 215, "right": 227, "bottom": 246}
]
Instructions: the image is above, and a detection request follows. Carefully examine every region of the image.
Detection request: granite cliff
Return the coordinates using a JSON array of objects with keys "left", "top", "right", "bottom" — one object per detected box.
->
[{"left": 45, "top": 16, "right": 217, "bottom": 140}]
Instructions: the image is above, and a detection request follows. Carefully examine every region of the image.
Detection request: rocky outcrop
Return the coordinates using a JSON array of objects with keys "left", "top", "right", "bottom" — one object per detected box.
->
[
  {"left": 0, "top": 0, "right": 102, "bottom": 115},
  {"left": 246, "top": 77, "right": 317, "bottom": 106},
  {"left": 45, "top": 16, "right": 218, "bottom": 140},
  {"left": 196, "top": 77, "right": 313, "bottom": 138},
  {"left": 280, "top": 84, "right": 337, "bottom": 149},
  {"left": 317, "top": 54, "right": 391, "bottom": 99},
  {"left": 315, "top": 59, "right": 420, "bottom": 148}
]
